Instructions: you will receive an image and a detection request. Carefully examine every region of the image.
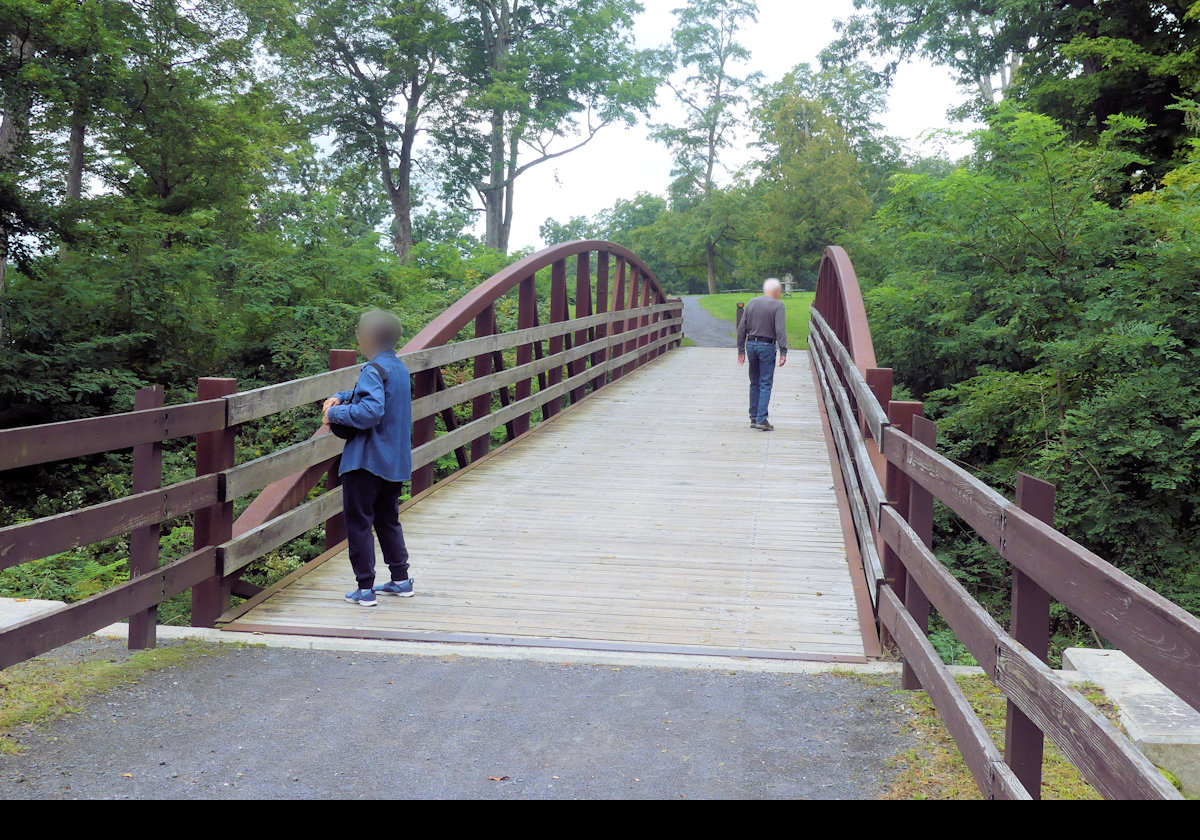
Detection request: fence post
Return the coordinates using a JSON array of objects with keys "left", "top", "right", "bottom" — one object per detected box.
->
[
  {"left": 591, "top": 252, "right": 609, "bottom": 392},
  {"left": 544, "top": 259, "right": 568, "bottom": 419},
  {"left": 512, "top": 275, "right": 537, "bottom": 437},
  {"left": 902, "top": 414, "right": 936, "bottom": 689},
  {"left": 1005, "top": 472, "right": 1055, "bottom": 798},
  {"left": 882, "top": 399, "right": 922, "bottom": 651},
  {"left": 572, "top": 251, "right": 592, "bottom": 403},
  {"left": 736, "top": 301, "right": 745, "bottom": 334},
  {"left": 191, "top": 377, "right": 237, "bottom": 628},
  {"left": 410, "top": 368, "right": 437, "bottom": 495},
  {"left": 610, "top": 257, "right": 627, "bottom": 382},
  {"left": 471, "top": 304, "right": 496, "bottom": 461},
  {"left": 324, "top": 349, "right": 358, "bottom": 550},
  {"left": 128, "top": 385, "right": 164, "bottom": 649}
]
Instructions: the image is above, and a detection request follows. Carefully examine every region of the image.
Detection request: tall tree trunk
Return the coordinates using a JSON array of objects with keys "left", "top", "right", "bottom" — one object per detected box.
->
[
  {"left": 483, "top": 112, "right": 506, "bottom": 250},
  {"left": 705, "top": 240, "right": 717, "bottom": 295},
  {"left": 373, "top": 105, "right": 413, "bottom": 262},
  {"left": 0, "top": 32, "right": 33, "bottom": 344},
  {"left": 66, "top": 116, "right": 85, "bottom": 201}
]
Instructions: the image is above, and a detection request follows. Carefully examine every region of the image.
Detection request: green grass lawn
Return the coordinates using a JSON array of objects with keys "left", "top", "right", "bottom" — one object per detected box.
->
[{"left": 698, "top": 292, "right": 814, "bottom": 346}]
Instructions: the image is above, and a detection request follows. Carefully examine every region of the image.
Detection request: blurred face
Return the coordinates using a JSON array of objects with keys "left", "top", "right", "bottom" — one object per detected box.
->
[{"left": 355, "top": 325, "right": 377, "bottom": 358}]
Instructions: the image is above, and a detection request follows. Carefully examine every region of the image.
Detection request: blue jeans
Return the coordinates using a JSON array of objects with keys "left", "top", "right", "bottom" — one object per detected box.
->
[{"left": 746, "top": 340, "right": 776, "bottom": 424}]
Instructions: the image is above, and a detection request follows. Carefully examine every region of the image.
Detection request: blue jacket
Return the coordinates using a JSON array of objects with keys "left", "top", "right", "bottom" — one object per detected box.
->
[{"left": 326, "top": 350, "right": 413, "bottom": 482}]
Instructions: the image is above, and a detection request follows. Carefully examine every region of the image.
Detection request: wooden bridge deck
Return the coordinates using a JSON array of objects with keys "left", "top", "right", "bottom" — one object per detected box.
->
[{"left": 222, "top": 347, "right": 871, "bottom": 662}]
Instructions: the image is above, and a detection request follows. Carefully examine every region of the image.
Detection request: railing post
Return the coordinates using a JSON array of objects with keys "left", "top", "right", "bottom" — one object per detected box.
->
[
  {"left": 610, "top": 256, "right": 627, "bottom": 382},
  {"left": 572, "top": 251, "right": 592, "bottom": 403},
  {"left": 637, "top": 280, "right": 652, "bottom": 365},
  {"left": 591, "top": 252, "right": 609, "bottom": 392},
  {"left": 324, "top": 349, "right": 358, "bottom": 550},
  {"left": 544, "top": 259, "right": 568, "bottom": 419},
  {"left": 736, "top": 301, "right": 745, "bottom": 333},
  {"left": 881, "top": 399, "right": 922, "bottom": 650},
  {"left": 128, "top": 385, "right": 164, "bottom": 649},
  {"left": 513, "top": 275, "right": 537, "bottom": 437},
  {"left": 411, "top": 368, "right": 437, "bottom": 494},
  {"left": 902, "top": 414, "right": 936, "bottom": 689},
  {"left": 1005, "top": 472, "right": 1056, "bottom": 798},
  {"left": 471, "top": 304, "right": 496, "bottom": 461},
  {"left": 624, "top": 269, "right": 640, "bottom": 375},
  {"left": 191, "top": 377, "right": 237, "bottom": 628}
]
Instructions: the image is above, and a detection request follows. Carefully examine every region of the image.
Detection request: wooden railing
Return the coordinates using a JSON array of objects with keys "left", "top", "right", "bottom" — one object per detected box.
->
[
  {"left": 810, "top": 245, "right": 1200, "bottom": 800},
  {"left": 0, "top": 241, "right": 682, "bottom": 669}
]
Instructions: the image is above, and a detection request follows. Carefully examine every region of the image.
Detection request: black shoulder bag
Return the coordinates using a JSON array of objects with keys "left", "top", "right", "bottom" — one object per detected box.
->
[{"left": 329, "top": 361, "right": 389, "bottom": 441}]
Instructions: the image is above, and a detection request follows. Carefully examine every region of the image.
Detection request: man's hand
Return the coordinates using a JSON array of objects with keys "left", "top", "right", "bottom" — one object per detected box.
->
[
  {"left": 322, "top": 397, "right": 340, "bottom": 426},
  {"left": 737, "top": 354, "right": 745, "bottom": 366},
  {"left": 778, "top": 356, "right": 787, "bottom": 368}
]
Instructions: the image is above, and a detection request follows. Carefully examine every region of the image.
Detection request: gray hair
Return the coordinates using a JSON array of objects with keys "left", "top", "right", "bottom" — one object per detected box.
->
[
  {"left": 763, "top": 277, "right": 783, "bottom": 294},
  {"left": 356, "top": 309, "right": 404, "bottom": 348}
]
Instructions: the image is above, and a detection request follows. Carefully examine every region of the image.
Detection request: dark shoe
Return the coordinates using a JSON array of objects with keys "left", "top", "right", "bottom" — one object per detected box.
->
[
  {"left": 758, "top": 420, "right": 775, "bottom": 431},
  {"left": 750, "top": 419, "right": 759, "bottom": 428}
]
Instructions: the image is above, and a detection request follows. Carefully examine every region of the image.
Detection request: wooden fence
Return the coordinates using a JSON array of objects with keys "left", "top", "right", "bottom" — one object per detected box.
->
[
  {"left": 0, "top": 241, "right": 682, "bottom": 669},
  {"left": 810, "top": 244, "right": 1200, "bottom": 800}
]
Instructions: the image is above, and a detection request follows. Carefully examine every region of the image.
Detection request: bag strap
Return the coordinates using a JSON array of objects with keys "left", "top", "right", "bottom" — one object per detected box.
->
[{"left": 366, "top": 361, "right": 389, "bottom": 383}]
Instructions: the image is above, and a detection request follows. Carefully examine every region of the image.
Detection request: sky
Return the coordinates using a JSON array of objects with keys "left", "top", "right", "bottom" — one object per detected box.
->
[{"left": 493, "top": 0, "right": 979, "bottom": 251}]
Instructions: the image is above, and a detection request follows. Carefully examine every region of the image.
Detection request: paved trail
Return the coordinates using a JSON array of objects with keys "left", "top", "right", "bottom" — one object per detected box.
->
[
  {"left": 681, "top": 295, "right": 738, "bottom": 348},
  {"left": 1, "top": 640, "right": 914, "bottom": 800}
]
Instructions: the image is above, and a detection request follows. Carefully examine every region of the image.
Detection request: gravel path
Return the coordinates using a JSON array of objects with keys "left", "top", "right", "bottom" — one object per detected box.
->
[
  {"left": 1, "top": 641, "right": 914, "bottom": 800},
  {"left": 681, "top": 295, "right": 737, "bottom": 348}
]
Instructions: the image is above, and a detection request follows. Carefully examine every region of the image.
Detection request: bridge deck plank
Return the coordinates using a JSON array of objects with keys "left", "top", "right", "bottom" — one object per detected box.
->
[{"left": 223, "top": 348, "right": 869, "bottom": 661}]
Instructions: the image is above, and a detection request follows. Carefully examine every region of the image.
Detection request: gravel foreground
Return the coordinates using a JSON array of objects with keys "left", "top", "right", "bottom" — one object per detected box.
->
[{"left": 1, "top": 640, "right": 915, "bottom": 800}]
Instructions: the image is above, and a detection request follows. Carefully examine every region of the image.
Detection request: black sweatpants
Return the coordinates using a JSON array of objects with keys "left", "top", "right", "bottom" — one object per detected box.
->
[{"left": 342, "top": 469, "right": 409, "bottom": 590}]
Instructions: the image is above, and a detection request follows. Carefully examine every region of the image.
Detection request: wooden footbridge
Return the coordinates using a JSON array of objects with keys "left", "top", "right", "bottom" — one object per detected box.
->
[{"left": 3, "top": 241, "right": 1200, "bottom": 799}]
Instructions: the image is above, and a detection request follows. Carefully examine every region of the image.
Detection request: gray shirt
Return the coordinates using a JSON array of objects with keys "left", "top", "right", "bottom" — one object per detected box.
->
[{"left": 737, "top": 295, "right": 788, "bottom": 357}]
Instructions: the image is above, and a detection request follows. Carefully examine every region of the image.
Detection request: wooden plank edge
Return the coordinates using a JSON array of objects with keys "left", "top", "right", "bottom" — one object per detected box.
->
[
  {"left": 216, "top": 621, "right": 869, "bottom": 663},
  {"left": 809, "top": 349, "right": 883, "bottom": 659}
]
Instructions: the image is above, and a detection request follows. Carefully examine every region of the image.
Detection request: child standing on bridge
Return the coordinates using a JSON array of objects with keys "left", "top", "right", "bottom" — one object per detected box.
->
[{"left": 322, "top": 310, "right": 415, "bottom": 607}]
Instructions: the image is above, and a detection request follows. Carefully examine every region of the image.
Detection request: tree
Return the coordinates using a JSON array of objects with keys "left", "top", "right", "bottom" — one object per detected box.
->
[
  {"left": 652, "top": 0, "right": 760, "bottom": 293},
  {"left": 742, "top": 71, "right": 873, "bottom": 284},
  {"left": 439, "top": 0, "right": 658, "bottom": 253},
  {"left": 256, "top": 0, "right": 457, "bottom": 260},
  {"left": 826, "top": 0, "right": 1200, "bottom": 179}
]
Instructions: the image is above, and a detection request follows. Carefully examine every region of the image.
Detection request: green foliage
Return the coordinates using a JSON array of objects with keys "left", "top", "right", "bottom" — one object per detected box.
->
[{"left": 860, "top": 107, "right": 1200, "bottom": 645}]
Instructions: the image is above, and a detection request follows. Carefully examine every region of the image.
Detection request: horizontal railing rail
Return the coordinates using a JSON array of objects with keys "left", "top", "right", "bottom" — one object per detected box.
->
[
  {"left": 811, "top": 245, "right": 1198, "bottom": 800},
  {"left": 0, "top": 240, "right": 683, "bottom": 670}
]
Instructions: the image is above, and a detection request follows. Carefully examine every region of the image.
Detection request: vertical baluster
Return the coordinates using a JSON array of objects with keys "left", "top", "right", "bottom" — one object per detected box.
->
[
  {"left": 624, "top": 269, "right": 640, "bottom": 375},
  {"left": 192, "top": 377, "right": 237, "bottom": 628},
  {"left": 638, "top": 281, "right": 651, "bottom": 365},
  {"left": 410, "top": 368, "right": 437, "bottom": 494},
  {"left": 591, "top": 251, "right": 610, "bottom": 391},
  {"left": 572, "top": 252, "right": 592, "bottom": 403},
  {"left": 544, "top": 259, "right": 568, "bottom": 419},
  {"left": 514, "top": 275, "right": 537, "bottom": 436},
  {"left": 471, "top": 303, "right": 495, "bottom": 461},
  {"left": 128, "top": 385, "right": 164, "bottom": 649},
  {"left": 1005, "top": 473, "right": 1055, "bottom": 798},
  {"left": 610, "top": 257, "right": 627, "bottom": 382}
]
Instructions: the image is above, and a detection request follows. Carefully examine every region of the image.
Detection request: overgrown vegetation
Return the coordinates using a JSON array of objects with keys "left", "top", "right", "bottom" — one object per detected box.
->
[{"left": 882, "top": 674, "right": 1119, "bottom": 800}]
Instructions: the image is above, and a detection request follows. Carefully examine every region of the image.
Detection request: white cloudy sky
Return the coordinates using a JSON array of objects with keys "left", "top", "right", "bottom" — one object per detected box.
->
[{"left": 492, "top": 0, "right": 978, "bottom": 250}]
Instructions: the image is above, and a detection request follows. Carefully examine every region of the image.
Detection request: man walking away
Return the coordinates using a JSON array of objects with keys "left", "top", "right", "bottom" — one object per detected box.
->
[{"left": 736, "top": 278, "right": 788, "bottom": 431}]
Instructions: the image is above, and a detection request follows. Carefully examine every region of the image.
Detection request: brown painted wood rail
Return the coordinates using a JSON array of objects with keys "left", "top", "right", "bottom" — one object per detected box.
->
[
  {"left": 0, "top": 240, "right": 682, "bottom": 669},
  {"left": 811, "top": 245, "right": 1200, "bottom": 800}
]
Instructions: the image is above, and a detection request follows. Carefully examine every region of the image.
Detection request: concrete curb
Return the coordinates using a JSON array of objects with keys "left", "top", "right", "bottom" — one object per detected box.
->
[{"left": 93, "top": 622, "right": 991, "bottom": 677}]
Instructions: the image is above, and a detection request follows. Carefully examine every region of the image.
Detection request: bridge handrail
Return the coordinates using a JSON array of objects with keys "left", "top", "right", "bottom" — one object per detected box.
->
[
  {"left": 811, "top": 247, "right": 1198, "bottom": 800},
  {"left": 0, "top": 241, "right": 683, "bottom": 670}
]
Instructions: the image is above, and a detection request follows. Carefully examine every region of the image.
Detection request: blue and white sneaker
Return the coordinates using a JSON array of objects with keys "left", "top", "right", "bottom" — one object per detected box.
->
[
  {"left": 373, "top": 579, "right": 414, "bottom": 598},
  {"left": 344, "top": 587, "right": 378, "bottom": 607}
]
